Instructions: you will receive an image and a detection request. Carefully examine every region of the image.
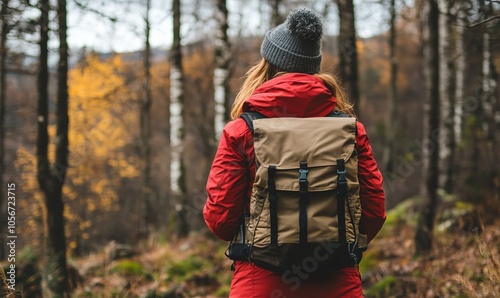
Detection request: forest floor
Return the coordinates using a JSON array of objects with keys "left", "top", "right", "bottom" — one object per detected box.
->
[
  {"left": 68, "top": 195, "right": 499, "bottom": 298},
  {"left": 360, "top": 197, "right": 500, "bottom": 298},
  {"left": 10, "top": 196, "right": 499, "bottom": 297}
]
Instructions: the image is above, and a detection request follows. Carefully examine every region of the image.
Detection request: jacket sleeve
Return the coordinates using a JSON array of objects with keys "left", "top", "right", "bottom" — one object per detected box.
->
[
  {"left": 204, "top": 119, "right": 252, "bottom": 241},
  {"left": 356, "top": 121, "right": 386, "bottom": 243}
]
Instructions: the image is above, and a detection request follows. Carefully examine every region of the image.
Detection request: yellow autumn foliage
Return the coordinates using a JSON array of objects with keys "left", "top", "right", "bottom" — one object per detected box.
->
[
  {"left": 14, "top": 147, "right": 45, "bottom": 249},
  {"left": 14, "top": 54, "right": 141, "bottom": 256},
  {"left": 65, "top": 54, "right": 140, "bottom": 255}
]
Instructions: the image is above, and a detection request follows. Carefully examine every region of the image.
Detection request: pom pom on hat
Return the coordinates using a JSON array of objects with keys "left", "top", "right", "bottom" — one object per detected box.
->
[
  {"left": 286, "top": 8, "right": 323, "bottom": 41},
  {"left": 260, "top": 7, "right": 323, "bottom": 74}
]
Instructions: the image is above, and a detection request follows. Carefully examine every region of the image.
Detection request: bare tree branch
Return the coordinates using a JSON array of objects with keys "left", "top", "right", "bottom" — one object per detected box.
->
[
  {"left": 6, "top": 68, "right": 36, "bottom": 75},
  {"left": 467, "top": 14, "right": 500, "bottom": 28},
  {"left": 72, "top": 0, "right": 118, "bottom": 22}
]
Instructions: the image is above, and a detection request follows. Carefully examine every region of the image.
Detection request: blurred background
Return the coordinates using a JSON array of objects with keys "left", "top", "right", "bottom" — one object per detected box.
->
[{"left": 0, "top": 0, "right": 499, "bottom": 297}]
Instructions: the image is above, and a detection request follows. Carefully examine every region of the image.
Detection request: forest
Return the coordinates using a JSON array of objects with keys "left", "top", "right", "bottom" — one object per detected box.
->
[{"left": 0, "top": 0, "right": 499, "bottom": 297}]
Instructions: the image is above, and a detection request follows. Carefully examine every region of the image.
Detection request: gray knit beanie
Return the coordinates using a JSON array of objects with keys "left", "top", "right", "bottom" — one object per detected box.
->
[{"left": 261, "top": 7, "right": 323, "bottom": 74}]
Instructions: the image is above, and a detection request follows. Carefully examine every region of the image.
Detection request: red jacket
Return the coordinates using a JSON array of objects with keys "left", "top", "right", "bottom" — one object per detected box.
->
[{"left": 204, "top": 73, "right": 385, "bottom": 297}]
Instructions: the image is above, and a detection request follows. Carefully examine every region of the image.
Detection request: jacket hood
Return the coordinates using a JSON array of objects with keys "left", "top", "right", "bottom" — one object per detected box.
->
[{"left": 243, "top": 73, "right": 336, "bottom": 118}]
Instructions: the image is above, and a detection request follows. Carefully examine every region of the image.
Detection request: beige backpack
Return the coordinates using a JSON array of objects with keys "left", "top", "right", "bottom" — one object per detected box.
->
[{"left": 227, "top": 111, "right": 367, "bottom": 274}]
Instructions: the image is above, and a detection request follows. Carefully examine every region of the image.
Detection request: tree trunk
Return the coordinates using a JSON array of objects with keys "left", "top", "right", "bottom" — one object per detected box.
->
[
  {"left": 53, "top": 0, "right": 70, "bottom": 295},
  {"left": 438, "top": 0, "right": 455, "bottom": 193},
  {"left": 382, "top": 0, "right": 398, "bottom": 174},
  {"left": 141, "top": 0, "right": 155, "bottom": 230},
  {"left": 37, "top": 0, "right": 50, "bottom": 204},
  {"left": 214, "top": 0, "right": 230, "bottom": 141},
  {"left": 170, "top": 0, "right": 189, "bottom": 236},
  {"left": 415, "top": 0, "right": 440, "bottom": 255},
  {"left": 270, "top": 0, "right": 283, "bottom": 27},
  {"left": 0, "top": 0, "right": 10, "bottom": 261},
  {"left": 37, "top": 0, "right": 70, "bottom": 295},
  {"left": 336, "top": 0, "right": 360, "bottom": 117},
  {"left": 454, "top": 3, "right": 465, "bottom": 145}
]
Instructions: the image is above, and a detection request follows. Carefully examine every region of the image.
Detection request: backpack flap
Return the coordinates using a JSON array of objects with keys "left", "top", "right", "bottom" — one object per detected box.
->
[
  {"left": 247, "top": 117, "right": 362, "bottom": 248},
  {"left": 253, "top": 117, "right": 356, "bottom": 174}
]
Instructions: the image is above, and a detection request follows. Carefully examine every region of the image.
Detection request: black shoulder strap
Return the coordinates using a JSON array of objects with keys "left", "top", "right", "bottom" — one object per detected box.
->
[
  {"left": 232, "top": 111, "right": 265, "bottom": 248},
  {"left": 240, "top": 111, "right": 266, "bottom": 135},
  {"left": 327, "top": 110, "right": 351, "bottom": 118}
]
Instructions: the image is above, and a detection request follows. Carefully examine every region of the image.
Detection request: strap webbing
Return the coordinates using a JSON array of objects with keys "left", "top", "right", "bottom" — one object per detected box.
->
[
  {"left": 268, "top": 165, "right": 278, "bottom": 247},
  {"left": 337, "top": 159, "right": 347, "bottom": 243},
  {"left": 240, "top": 111, "right": 266, "bottom": 135},
  {"left": 327, "top": 110, "right": 351, "bottom": 118},
  {"left": 299, "top": 162, "right": 309, "bottom": 244}
]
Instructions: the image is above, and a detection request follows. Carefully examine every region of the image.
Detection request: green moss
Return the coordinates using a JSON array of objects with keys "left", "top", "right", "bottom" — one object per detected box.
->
[
  {"left": 154, "top": 233, "right": 169, "bottom": 246},
  {"left": 108, "top": 290, "right": 129, "bottom": 298},
  {"left": 472, "top": 274, "right": 484, "bottom": 283},
  {"left": 412, "top": 270, "right": 422, "bottom": 278},
  {"left": 167, "top": 256, "right": 207, "bottom": 282},
  {"left": 365, "top": 275, "right": 396, "bottom": 298},
  {"left": 436, "top": 199, "right": 476, "bottom": 233},
  {"left": 76, "top": 291, "right": 96, "bottom": 297},
  {"left": 9, "top": 246, "right": 43, "bottom": 297},
  {"left": 214, "top": 285, "right": 231, "bottom": 297},
  {"left": 455, "top": 201, "right": 474, "bottom": 211},
  {"left": 381, "top": 197, "right": 419, "bottom": 236},
  {"left": 359, "top": 249, "right": 381, "bottom": 275},
  {"left": 110, "top": 260, "right": 146, "bottom": 276}
]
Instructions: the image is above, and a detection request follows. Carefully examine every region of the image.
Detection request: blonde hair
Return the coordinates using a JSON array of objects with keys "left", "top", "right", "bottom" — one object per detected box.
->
[{"left": 230, "top": 59, "right": 354, "bottom": 119}]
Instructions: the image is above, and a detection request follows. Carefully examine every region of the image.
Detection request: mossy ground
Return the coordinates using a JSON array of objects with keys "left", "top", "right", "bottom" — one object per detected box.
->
[{"left": 9, "top": 196, "right": 497, "bottom": 297}]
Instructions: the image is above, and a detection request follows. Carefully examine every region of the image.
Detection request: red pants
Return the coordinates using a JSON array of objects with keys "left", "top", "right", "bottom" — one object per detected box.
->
[{"left": 229, "top": 261, "right": 362, "bottom": 298}]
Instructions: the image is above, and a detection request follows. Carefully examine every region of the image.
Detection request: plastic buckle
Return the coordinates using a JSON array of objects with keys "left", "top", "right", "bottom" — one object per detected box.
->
[
  {"left": 337, "top": 169, "right": 346, "bottom": 182},
  {"left": 299, "top": 168, "right": 308, "bottom": 181}
]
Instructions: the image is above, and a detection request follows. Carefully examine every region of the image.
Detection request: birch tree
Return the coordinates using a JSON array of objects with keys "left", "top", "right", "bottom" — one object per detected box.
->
[
  {"left": 438, "top": 0, "right": 455, "bottom": 192},
  {"left": 213, "top": 0, "right": 230, "bottom": 141},
  {"left": 170, "top": 0, "right": 189, "bottom": 235},
  {"left": 454, "top": 1, "right": 465, "bottom": 146},
  {"left": 336, "top": 0, "right": 360, "bottom": 116},
  {"left": 415, "top": 0, "right": 440, "bottom": 255},
  {"left": 36, "top": 0, "right": 71, "bottom": 294}
]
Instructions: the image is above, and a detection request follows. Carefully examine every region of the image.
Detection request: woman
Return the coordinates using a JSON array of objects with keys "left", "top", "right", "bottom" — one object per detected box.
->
[{"left": 204, "top": 7, "right": 385, "bottom": 297}]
